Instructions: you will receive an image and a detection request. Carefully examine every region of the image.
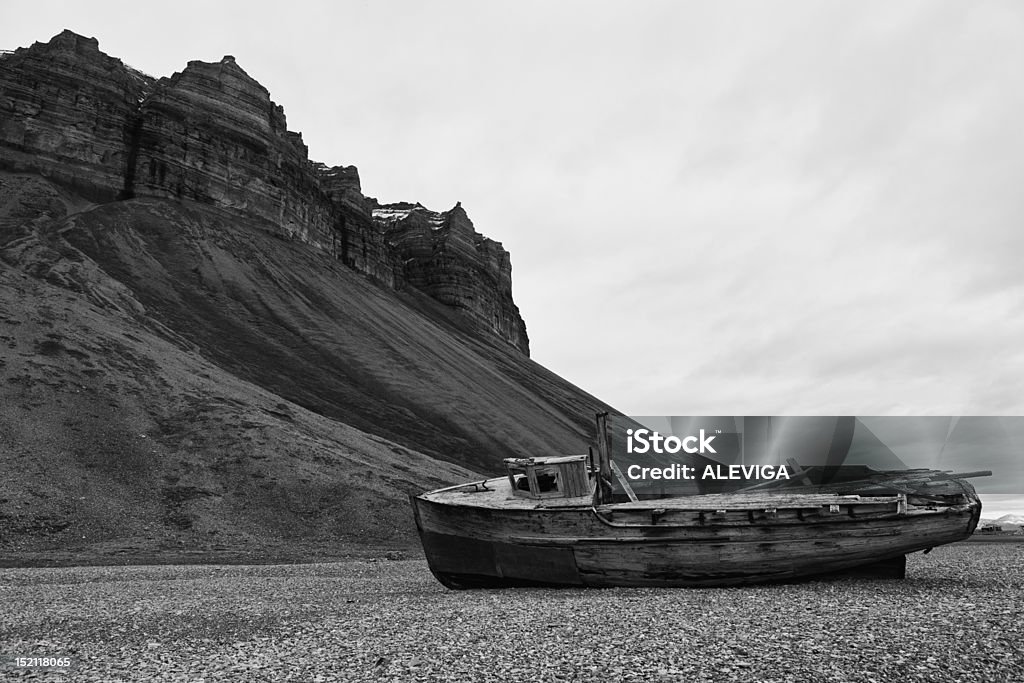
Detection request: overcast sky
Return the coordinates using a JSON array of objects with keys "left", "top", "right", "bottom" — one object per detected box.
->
[{"left": 4, "top": 3, "right": 1023, "bottom": 420}]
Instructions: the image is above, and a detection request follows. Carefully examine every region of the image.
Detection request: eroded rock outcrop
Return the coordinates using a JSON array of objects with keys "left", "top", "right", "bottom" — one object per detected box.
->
[
  {"left": 130, "top": 57, "right": 336, "bottom": 249},
  {"left": 0, "top": 30, "right": 528, "bottom": 353},
  {"left": 373, "top": 202, "right": 529, "bottom": 354},
  {"left": 316, "top": 164, "right": 401, "bottom": 287},
  {"left": 0, "top": 30, "right": 152, "bottom": 201}
]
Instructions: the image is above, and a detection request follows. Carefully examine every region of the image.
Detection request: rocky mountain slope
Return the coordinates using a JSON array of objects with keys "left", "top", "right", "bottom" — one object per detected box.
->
[{"left": 0, "top": 31, "right": 612, "bottom": 564}]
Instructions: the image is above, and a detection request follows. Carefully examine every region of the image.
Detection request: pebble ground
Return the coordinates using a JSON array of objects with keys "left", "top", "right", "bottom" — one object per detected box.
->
[{"left": 1, "top": 544, "right": 1021, "bottom": 682}]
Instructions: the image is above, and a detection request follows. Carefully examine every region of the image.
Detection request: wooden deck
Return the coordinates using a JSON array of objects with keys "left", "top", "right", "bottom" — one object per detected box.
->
[{"left": 425, "top": 475, "right": 911, "bottom": 512}]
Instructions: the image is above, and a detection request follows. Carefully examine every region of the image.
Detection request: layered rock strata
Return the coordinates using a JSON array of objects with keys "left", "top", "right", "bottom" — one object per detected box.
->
[
  {"left": 0, "top": 30, "right": 151, "bottom": 201},
  {"left": 316, "top": 164, "right": 400, "bottom": 286},
  {"left": 0, "top": 30, "right": 528, "bottom": 352},
  {"left": 373, "top": 202, "right": 529, "bottom": 354}
]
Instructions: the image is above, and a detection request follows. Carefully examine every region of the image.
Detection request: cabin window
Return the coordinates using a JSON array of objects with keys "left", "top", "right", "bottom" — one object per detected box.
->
[
  {"left": 532, "top": 466, "right": 560, "bottom": 493},
  {"left": 504, "top": 455, "right": 591, "bottom": 499}
]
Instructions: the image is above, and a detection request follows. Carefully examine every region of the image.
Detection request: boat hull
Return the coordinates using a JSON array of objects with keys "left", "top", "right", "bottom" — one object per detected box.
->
[{"left": 411, "top": 488, "right": 981, "bottom": 588}]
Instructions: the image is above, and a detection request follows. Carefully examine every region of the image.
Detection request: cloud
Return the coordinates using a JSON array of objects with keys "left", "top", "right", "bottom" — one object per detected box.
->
[
  {"left": 3, "top": 1, "right": 1023, "bottom": 425},
  {"left": 979, "top": 494, "right": 1024, "bottom": 518}
]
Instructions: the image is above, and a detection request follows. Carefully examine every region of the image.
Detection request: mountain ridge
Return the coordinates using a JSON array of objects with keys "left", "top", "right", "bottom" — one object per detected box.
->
[
  {"left": 0, "top": 29, "right": 529, "bottom": 354},
  {"left": 0, "top": 31, "right": 613, "bottom": 563},
  {"left": 979, "top": 514, "right": 1024, "bottom": 526}
]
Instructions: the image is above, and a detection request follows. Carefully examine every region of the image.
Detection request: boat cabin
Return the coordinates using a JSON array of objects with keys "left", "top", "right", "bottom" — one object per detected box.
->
[{"left": 504, "top": 455, "right": 591, "bottom": 499}]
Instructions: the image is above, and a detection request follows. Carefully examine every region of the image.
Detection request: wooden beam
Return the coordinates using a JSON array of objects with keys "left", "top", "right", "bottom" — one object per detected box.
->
[
  {"left": 594, "top": 412, "right": 614, "bottom": 505},
  {"left": 787, "top": 458, "right": 814, "bottom": 486},
  {"left": 610, "top": 461, "right": 639, "bottom": 502}
]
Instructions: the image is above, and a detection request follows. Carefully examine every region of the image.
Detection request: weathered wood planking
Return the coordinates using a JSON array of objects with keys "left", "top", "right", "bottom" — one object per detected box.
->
[{"left": 411, "top": 472, "right": 982, "bottom": 588}]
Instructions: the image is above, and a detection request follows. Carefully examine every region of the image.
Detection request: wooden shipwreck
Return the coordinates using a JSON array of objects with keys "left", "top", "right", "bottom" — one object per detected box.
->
[{"left": 412, "top": 414, "right": 988, "bottom": 588}]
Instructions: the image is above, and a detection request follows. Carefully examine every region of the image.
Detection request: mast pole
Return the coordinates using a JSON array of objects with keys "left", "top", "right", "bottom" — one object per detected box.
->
[{"left": 594, "top": 412, "right": 613, "bottom": 505}]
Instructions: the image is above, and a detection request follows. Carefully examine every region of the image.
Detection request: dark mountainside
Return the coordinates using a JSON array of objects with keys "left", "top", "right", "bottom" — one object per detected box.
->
[{"left": 0, "top": 31, "right": 615, "bottom": 564}]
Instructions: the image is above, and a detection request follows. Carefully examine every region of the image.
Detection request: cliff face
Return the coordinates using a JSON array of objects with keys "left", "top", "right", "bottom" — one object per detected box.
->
[
  {"left": 0, "top": 30, "right": 527, "bottom": 352},
  {"left": 128, "top": 56, "right": 345, "bottom": 257},
  {"left": 317, "top": 164, "right": 400, "bottom": 286},
  {"left": 0, "top": 30, "right": 151, "bottom": 201},
  {"left": 374, "top": 202, "right": 529, "bottom": 354}
]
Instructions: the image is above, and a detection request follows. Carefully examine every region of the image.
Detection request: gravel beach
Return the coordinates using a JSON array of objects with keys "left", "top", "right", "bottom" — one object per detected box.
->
[{"left": 1, "top": 544, "right": 1021, "bottom": 682}]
